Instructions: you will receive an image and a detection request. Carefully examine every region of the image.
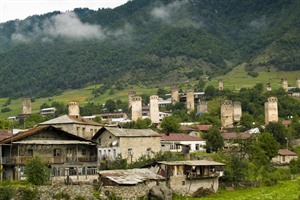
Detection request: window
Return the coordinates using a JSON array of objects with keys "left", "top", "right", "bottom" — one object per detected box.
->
[
  {"left": 195, "top": 144, "right": 199, "bottom": 151},
  {"left": 113, "top": 149, "right": 116, "bottom": 158},
  {"left": 53, "top": 149, "right": 61, "bottom": 157},
  {"left": 27, "top": 149, "right": 33, "bottom": 156},
  {"left": 128, "top": 148, "right": 133, "bottom": 157},
  {"left": 82, "top": 148, "right": 87, "bottom": 155}
]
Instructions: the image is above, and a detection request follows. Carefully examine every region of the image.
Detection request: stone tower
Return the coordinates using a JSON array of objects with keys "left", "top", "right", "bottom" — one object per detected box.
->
[
  {"left": 218, "top": 80, "right": 224, "bottom": 91},
  {"left": 197, "top": 101, "right": 208, "bottom": 114},
  {"left": 297, "top": 78, "right": 300, "bottom": 89},
  {"left": 68, "top": 101, "right": 80, "bottom": 117},
  {"left": 128, "top": 91, "right": 136, "bottom": 108},
  {"left": 264, "top": 97, "right": 278, "bottom": 125},
  {"left": 266, "top": 83, "right": 272, "bottom": 91},
  {"left": 221, "top": 100, "right": 233, "bottom": 128},
  {"left": 233, "top": 101, "right": 242, "bottom": 122},
  {"left": 22, "top": 98, "right": 32, "bottom": 114},
  {"left": 171, "top": 86, "right": 179, "bottom": 105},
  {"left": 282, "top": 78, "right": 288, "bottom": 92},
  {"left": 149, "top": 95, "right": 160, "bottom": 123},
  {"left": 186, "top": 89, "right": 195, "bottom": 112},
  {"left": 131, "top": 96, "right": 142, "bottom": 121}
]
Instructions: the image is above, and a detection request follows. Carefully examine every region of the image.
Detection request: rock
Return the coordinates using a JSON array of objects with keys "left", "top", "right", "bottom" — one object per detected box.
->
[{"left": 148, "top": 184, "right": 172, "bottom": 200}]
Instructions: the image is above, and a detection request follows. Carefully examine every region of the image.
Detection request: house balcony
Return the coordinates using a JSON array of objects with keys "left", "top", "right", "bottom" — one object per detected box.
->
[
  {"left": 1, "top": 156, "right": 97, "bottom": 165},
  {"left": 186, "top": 171, "right": 221, "bottom": 179}
]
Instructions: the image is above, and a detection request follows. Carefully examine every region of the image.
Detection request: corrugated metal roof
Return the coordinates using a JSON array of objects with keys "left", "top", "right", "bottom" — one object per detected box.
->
[
  {"left": 103, "top": 127, "right": 160, "bottom": 137},
  {"left": 222, "top": 132, "right": 251, "bottom": 140},
  {"left": 160, "top": 133, "right": 204, "bottom": 141},
  {"left": 39, "top": 115, "right": 102, "bottom": 126},
  {"left": 158, "top": 160, "right": 225, "bottom": 166},
  {"left": 99, "top": 168, "right": 164, "bottom": 185},
  {"left": 0, "top": 130, "right": 13, "bottom": 141}
]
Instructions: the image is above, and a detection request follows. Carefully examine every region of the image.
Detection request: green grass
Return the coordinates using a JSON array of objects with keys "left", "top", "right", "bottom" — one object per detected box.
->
[{"left": 174, "top": 180, "right": 299, "bottom": 200}]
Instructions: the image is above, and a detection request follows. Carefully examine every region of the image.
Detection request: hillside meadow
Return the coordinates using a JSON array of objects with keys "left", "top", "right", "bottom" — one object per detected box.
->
[
  {"left": 0, "top": 68, "right": 299, "bottom": 119},
  {"left": 173, "top": 180, "right": 299, "bottom": 200}
]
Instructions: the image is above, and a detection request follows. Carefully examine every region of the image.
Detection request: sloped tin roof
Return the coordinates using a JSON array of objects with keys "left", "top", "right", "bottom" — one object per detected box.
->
[
  {"left": 93, "top": 127, "right": 160, "bottom": 139},
  {"left": 39, "top": 115, "right": 101, "bottom": 126},
  {"left": 160, "top": 133, "right": 204, "bottom": 141}
]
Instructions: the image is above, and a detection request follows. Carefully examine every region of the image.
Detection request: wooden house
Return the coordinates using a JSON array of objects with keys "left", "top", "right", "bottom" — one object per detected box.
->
[{"left": 0, "top": 126, "right": 98, "bottom": 183}]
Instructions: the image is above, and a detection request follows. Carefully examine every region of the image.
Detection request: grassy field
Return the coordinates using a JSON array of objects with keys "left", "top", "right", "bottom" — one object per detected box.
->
[
  {"left": 0, "top": 66, "right": 299, "bottom": 119},
  {"left": 174, "top": 180, "right": 299, "bottom": 200}
]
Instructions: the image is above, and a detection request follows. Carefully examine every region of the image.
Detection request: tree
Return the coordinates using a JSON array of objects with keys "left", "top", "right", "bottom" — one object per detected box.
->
[
  {"left": 134, "top": 118, "right": 151, "bottom": 129},
  {"left": 257, "top": 132, "right": 280, "bottom": 160},
  {"left": 105, "top": 99, "right": 116, "bottom": 113},
  {"left": 160, "top": 116, "right": 180, "bottom": 133},
  {"left": 204, "top": 85, "right": 218, "bottom": 100},
  {"left": 265, "top": 123, "right": 287, "bottom": 146},
  {"left": 25, "top": 156, "right": 50, "bottom": 185},
  {"left": 204, "top": 127, "right": 224, "bottom": 152}
]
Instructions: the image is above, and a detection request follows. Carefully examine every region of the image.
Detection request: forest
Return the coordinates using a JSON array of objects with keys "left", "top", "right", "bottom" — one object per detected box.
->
[{"left": 0, "top": 0, "right": 299, "bottom": 98}]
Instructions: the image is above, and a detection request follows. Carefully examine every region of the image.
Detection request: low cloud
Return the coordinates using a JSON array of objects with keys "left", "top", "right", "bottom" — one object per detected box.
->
[
  {"left": 249, "top": 16, "right": 268, "bottom": 29},
  {"left": 150, "top": 0, "right": 203, "bottom": 28},
  {"left": 11, "top": 12, "right": 132, "bottom": 43},
  {"left": 43, "top": 12, "right": 105, "bottom": 40}
]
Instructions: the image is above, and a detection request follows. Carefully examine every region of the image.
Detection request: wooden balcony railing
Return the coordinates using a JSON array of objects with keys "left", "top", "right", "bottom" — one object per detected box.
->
[{"left": 1, "top": 156, "right": 97, "bottom": 165}]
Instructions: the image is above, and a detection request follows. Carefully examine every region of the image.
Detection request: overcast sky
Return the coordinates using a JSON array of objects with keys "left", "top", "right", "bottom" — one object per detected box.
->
[{"left": 0, "top": 0, "right": 129, "bottom": 23}]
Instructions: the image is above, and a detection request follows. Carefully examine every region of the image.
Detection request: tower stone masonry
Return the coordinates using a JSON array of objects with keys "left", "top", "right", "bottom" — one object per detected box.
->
[
  {"left": 22, "top": 98, "right": 32, "bottom": 115},
  {"left": 233, "top": 101, "right": 242, "bottom": 122},
  {"left": 264, "top": 97, "right": 278, "bottom": 125},
  {"left": 149, "top": 95, "right": 160, "bottom": 123},
  {"left": 131, "top": 96, "right": 142, "bottom": 121},
  {"left": 197, "top": 101, "right": 208, "bottom": 114},
  {"left": 171, "top": 86, "right": 179, "bottom": 105},
  {"left": 282, "top": 78, "right": 288, "bottom": 92},
  {"left": 68, "top": 101, "right": 80, "bottom": 117},
  {"left": 186, "top": 89, "right": 195, "bottom": 112},
  {"left": 221, "top": 100, "right": 233, "bottom": 128},
  {"left": 218, "top": 80, "right": 224, "bottom": 91}
]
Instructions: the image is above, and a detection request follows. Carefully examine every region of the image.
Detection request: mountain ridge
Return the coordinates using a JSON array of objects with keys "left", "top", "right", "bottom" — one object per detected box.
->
[{"left": 0, "top": 0, "right": 299, "bottom": 98}]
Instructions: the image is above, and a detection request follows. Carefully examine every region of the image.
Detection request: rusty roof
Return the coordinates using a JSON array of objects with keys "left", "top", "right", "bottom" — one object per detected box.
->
[
  {"left": 99, "top": 168, "right": 165, "bottom": 185},
  {"left": 39, "top": 115, "right": 102, "bottom": 126},
  {"left": 0, "top": 130, "right": 13, "bottom": 141},
  {"left": 180, "top": 126, "right": 196, "bottom": 131},
  {"left": 278, "top": 149, "right": 297, "bottom": 156},
  {"left": 160, "top": 133, "right": 204, "bottom": 141},
  {"left": 92, "top": 127, "right": 160, "bottom": 139},
  {"left": 281, "top": 120, "right": 292, "bottom": 126},
  {"left": 0, "top": 125, "right": 91, "bottom": 144},
  {"left": 197, "top": 125, "right": 213, "bottom": 131}
]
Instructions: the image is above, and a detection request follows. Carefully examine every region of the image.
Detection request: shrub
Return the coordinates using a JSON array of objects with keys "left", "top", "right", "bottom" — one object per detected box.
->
[
  {"left": 18, "top": 187, "right": 38, "bottom": 200},
  {"left": 0, "top": 186, "right": 15, "bottom": 200},
  {"left": 53, "top": 191, "right": 71, "bottom": 200},
  {"left": 74, "top": 195, "right": 86, "bottom": 200},
  {"left": 25, "top": 156, "right": 50, "bottom": 185}
]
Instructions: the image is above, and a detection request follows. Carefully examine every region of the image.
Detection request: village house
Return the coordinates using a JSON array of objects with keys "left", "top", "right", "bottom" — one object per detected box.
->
[
  {"left": 39, "top": 101, "right": 102, "bottom": 139},
  {"left": 150, "top": 160, "right": 225, "bottom": 195},
  {"left": 92, "top": 127, "right": 161, "bottom": 163},
  {"left": 272, "top": 149, "right": 298, "bottom": 164},
  {"left": 222, "top": 131, "right": 252, "bottom": 151},
  {"left": 160, "top": 133, "right": 206, "bottom": 153},
  {"left": 0, "top": 126, "right": 98, "bottom": 184}
]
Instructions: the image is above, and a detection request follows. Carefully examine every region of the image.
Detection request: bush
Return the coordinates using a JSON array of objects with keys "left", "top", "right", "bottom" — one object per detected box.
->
[
  {"left": 25, "top": 156, "right": 50, "bottom": 185},
  {"left": 74, "top": 195, "right": 86, "bottom": 200},
  {"left": 18, "top": 187, "right": 38, "bottom": 200},
  {"left": 0, "top": 186, "right": 15, "bottom": 200},
  {"left": 53, "top": 191, "right": 71, "bottom": 200}
]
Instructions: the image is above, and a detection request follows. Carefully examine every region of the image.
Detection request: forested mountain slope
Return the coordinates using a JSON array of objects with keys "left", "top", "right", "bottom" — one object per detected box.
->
[{"left": 0, "top": 0, "right": 299, "bottom": 98}]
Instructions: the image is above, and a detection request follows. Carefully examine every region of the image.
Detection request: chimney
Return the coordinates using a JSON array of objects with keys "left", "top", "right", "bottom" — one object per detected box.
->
[{"left": 68, "top": 101, "right": 80, "bottom": 117}]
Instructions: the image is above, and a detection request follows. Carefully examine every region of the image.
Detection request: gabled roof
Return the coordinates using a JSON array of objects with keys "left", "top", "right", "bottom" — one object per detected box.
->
[
  {"left": 0, "top": 130, "right": 13, "bottom": 141},
  {"left": 99, "top": 168, "right": 164, "bottom": 185},
  {"left": 92, "top": 127, "right": 160, "bottom": 139},
  {"left": 180, "top": 126, "right": 196, "bottom": 131},
  {"left": 0, "top": 125, "right": 91, "bottom": 144},
  {"left": 278, "top": 149, "right": 297, "bottom": 156},
  {"left": 160, "top": 133, "right": 204, "bottom": 141},
  {"left": 38, "top": 115, "right": 101, "bottom": 126}
]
